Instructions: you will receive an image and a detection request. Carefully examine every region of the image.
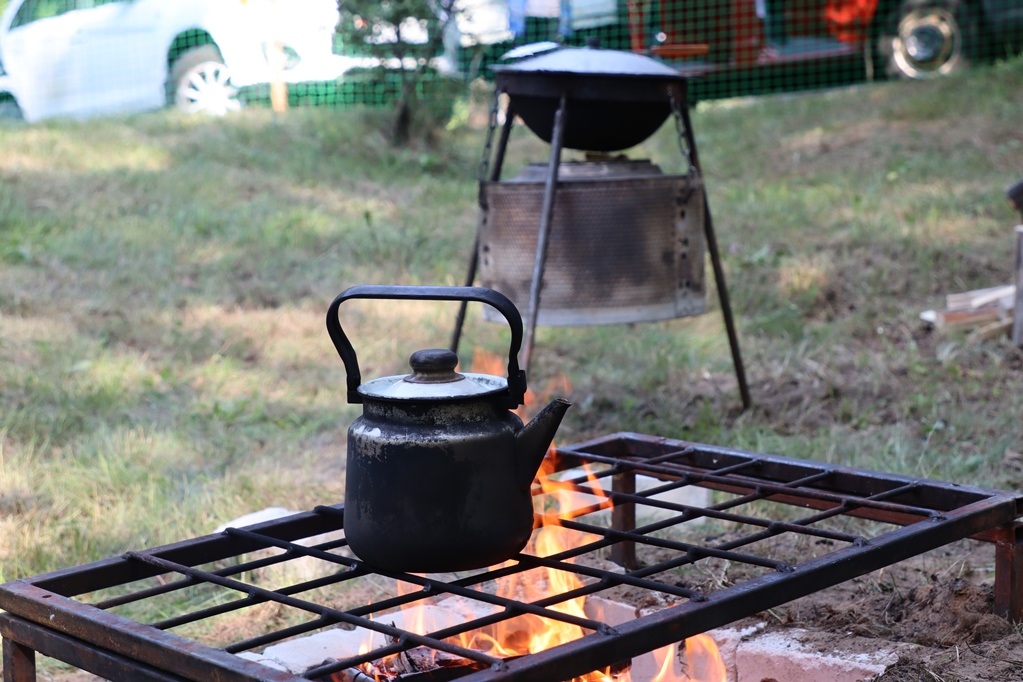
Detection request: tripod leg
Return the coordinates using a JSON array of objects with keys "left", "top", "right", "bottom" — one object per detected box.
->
[
  {"left": 701, "top": 194, "right": 751, "bottom": 409},
  {"left": 521, "top": 93, "right": 568, "bottom": 373},
  {"left": 450, "top": 100, "right": 516, "bottom": 354},
  {"left": 450, "top": 237, "right": 479, "bottom": 354},
  {"left": 680, "top": 103, "right": 752, "bottom": 410}
]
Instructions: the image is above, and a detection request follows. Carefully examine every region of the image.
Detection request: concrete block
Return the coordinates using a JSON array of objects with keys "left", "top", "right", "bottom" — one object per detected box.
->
[
  {"left": 736, "top": 629, "right": 896, "bottom": 682},
  {"left": 359, "top": 605, "right": 478, "bottom": 650},
  {"left": 239, "top": 591, "right": 902, "bottom": 682},
  {"left": 258, "top": 628, "right": 369, "bottom": 673},
  {"left": 700, "top": 624, "right": 767, "bottom": 682},
  {"left": 588, "top": 597, "right": 757, "bottom": 682},
  {"left": 435, "top": 595, "right": 502, "bottom": 621},
  {"left": 551, "top": 470, "right": 711, "bottom": 526},
  {"left": 215, "top": 507, "right": 300, "bottom": 532},
  {"left": 235, "top": 652, "right": 289, "bottom": 671},
  {"left": 213, "top": 507, "right": 347, "bottom": 584}
]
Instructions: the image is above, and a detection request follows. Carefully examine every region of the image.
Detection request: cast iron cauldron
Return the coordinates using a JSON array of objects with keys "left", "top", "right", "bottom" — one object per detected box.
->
[
  {"left": 492, "top": 45, "right": 686, "bottom": 152},
  {"left": 326, "top": 285, "right": 571, "bottom": 572}
]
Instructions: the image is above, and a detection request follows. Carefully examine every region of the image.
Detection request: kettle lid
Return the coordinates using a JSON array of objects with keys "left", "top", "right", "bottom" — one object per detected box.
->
[{"left": 358, "top": 349, "right": 508, "bottom": 401}]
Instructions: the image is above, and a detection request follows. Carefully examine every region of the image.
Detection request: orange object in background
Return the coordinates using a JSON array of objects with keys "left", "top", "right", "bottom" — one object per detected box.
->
[
  {"left": 624, "top": 0, "right": 880, "bottom": 62},
  {"left": 730, "top": 0, "right": 765, "bottom": 65},
  {"left": 825, "top": 0, "right": 881, "bottom": 42},
  {"left": 627, "top": 0, "right": 652, "bottom": 53}
]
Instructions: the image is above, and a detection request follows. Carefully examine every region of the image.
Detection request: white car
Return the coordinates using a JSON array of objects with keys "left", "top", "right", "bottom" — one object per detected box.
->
[{"left": 0, "top": 0, "right": 360, "bottom": 122}]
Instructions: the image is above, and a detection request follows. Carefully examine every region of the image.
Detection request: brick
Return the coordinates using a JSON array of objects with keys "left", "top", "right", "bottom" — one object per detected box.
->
[
  {"left": 257, "top": 628, "right": 369, "bottom": 673},
  {"left": 735, "top": 629, "right": 897, "bottom": 682}
]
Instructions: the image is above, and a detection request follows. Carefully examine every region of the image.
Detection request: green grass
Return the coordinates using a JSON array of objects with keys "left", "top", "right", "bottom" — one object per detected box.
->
[{"left": 1, "top": 58, "right": 1023, "bottom": 649}]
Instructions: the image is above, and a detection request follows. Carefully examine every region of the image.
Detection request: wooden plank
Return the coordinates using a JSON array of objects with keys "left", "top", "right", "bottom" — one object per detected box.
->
[
  {"left": 650, "top": 43, "right": 711, "bottom": 58},
  {"left": 928, "top": 306, "right": 1001, "bottom": 331},
  {"left": 969, "top": 284, "right": 1015, "bottom": 309},
  {"left": 946, "top": 285, "right": 1013, "bottom": 311},
  {"left": 969, "top": 318, "right": 1014, "bottom": 343}
]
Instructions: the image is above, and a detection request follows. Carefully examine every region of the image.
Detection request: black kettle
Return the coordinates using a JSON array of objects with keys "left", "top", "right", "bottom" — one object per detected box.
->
[{"left": 326, "top": 285, "right": 571, "bottom": 572}]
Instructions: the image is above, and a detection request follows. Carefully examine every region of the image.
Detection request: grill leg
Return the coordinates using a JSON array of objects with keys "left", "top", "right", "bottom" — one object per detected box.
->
[
  {"left": 994, "top": 522, "right": 1023, "bottom": 621},
  {"left": 610, "top": 470, "right": 640, "bottom": 570},
  {"left": 2, "top": 637, "right": 36, "bottom": 682}
]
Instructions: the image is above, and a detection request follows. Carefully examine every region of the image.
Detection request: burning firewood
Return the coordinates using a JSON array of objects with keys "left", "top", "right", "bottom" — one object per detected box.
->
[{"left": 323, "top": 668, "right": 377, "bottom": 681}]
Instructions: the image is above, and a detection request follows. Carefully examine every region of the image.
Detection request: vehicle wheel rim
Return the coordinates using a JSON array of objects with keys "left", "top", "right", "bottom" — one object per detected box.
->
[
  {"left": 176, "top": 61, "right": 241, "bottom": 116},
  {"left": 892, "top": 8, "right": 961, "bottom": 78}
]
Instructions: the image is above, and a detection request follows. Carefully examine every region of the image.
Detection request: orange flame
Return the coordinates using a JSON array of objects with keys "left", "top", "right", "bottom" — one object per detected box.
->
[
  {"left": 461, "top": 349, "right": 619, "bottom": 680},
  {"left": 352, "top": 349, "right": 725, "bottom": 682},
  {"left": 466, "top": 348, "right": 533, "bottom": 421},
  {"left": 650, "top": 643, "right": 679, "bottom": 682},
  {"left": 646, "top": 635, "right": 726, "bottom": 682},
  {"left": 682, "top": 634, "right": 726, "bottom": 682}
]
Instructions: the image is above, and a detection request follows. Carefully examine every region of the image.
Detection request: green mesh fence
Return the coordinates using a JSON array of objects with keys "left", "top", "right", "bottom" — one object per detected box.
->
[
  {"left": 464, "top": 0, "right": 1023, "bottom": 99},
  {"left": 0, "top": 0, "right": 1021, "bottom": 122}
]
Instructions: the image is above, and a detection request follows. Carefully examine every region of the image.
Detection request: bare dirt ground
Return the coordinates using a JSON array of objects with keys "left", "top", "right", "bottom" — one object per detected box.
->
[
  {"left": 661, "top": 537, "right": 1023, "bottom": 681},
  {"left": 566, "top": 531, "right": 1021, "bottom": 681},
  {"left": 746, "top": 539, "right": 1023, "bottom": 681}
]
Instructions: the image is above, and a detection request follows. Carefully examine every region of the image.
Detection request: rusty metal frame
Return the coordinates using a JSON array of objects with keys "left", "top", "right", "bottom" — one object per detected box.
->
[{"left": 3, "top": 432, "right": 1021, "bottom": 682}]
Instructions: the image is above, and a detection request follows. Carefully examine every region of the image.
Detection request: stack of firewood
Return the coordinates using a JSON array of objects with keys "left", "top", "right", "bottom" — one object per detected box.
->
[
  {"left": 920, "top": 283, "right": 1017, "bottom": 341},
  {"left": 920, "top": 218, "right": 1023, "bottom": 347}
]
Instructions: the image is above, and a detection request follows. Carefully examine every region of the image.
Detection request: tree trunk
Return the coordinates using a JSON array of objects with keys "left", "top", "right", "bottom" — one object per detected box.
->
[{"left": 391, "top": 95, "right": 412, "bottom": 145}]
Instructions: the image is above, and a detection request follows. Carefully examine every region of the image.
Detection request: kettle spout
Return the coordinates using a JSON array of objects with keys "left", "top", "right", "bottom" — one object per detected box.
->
[{"left": 515, "top": 398, "right": 572, "bottom": 489}]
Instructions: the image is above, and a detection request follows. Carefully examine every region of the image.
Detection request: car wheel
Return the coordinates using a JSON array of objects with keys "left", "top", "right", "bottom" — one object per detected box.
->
[
  {"left": 0, "top": 98, "right": 23, "bottom": 121},
  {"left": 877, "top": 0, "right": 977, "bottom": 78},
  {"left": 168, "top": 44, "right": 242, "bottom": 116}
]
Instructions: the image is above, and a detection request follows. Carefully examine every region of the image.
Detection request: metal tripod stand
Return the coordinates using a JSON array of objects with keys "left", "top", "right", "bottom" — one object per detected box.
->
[{"left": 450, "top": 79, "right": 751, "bottom": 410}]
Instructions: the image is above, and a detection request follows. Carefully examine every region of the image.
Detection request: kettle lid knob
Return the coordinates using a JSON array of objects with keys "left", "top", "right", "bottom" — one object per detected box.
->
[{"left": 405, "top": 349, "right": 464, "bottom": 384}]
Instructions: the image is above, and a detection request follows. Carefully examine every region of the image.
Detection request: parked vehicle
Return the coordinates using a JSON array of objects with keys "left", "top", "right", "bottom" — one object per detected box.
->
[
  {"left": 872, "top": 0, "right": 1023, "bottom": 78},
  {"left": 0, "top": 0, "right": 359, "bottom": 122},
  {"left": 644, "top": 0, "right": 1021, "bottom": 79},
  {"left": 0, "top": 48, "right": 17, "bottom": 119},
  {"left": 464, "top": 0, "right": 1023, "bottom": 99}
]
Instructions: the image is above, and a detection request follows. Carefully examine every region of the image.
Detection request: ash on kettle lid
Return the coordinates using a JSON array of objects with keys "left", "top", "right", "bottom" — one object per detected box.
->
[{"left": 358, "top": 348, "right": 508, "bottom": 401}]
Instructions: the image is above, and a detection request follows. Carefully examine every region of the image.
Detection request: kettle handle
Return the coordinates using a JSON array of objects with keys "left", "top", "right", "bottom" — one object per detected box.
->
[{"left": 326, "top": 285, "right": 527, "bottom": 407}]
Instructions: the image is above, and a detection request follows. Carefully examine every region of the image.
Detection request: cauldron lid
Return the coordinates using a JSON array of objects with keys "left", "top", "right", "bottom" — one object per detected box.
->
[{"left": 492, "top": 46, "right": 682, "bottom": 80}]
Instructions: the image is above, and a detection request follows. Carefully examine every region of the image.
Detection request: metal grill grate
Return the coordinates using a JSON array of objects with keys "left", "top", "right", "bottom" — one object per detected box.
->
[{"left": 2, "top": 432, "right": 1022, "bottom": 682}]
